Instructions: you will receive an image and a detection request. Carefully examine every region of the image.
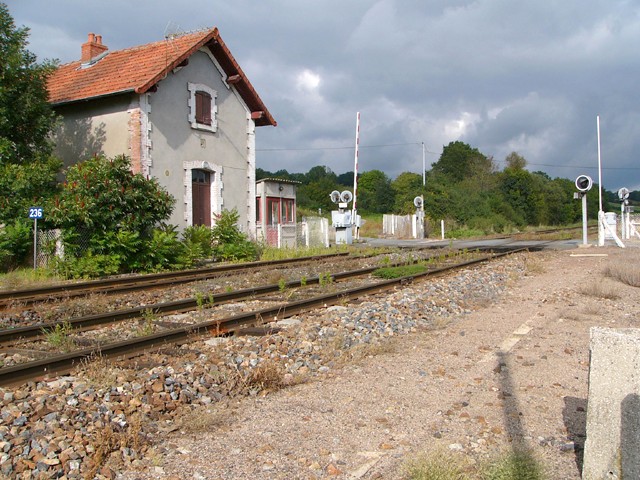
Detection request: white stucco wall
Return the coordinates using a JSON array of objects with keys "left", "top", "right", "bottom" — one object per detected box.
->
[
  {"left": 147, "top": 49, "right": 256, "bottom": 233},
  {"left": 53, "top": 95, "right": 134, "bottom": 169}
]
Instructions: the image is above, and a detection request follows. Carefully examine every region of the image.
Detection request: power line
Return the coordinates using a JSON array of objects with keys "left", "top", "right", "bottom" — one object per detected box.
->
[
  {"left": 494, "top": 160, "right": 640, "bottom": 171},
  {"left": 257, "top": 141, "right": 440, "bottom": 154},
  {"left": 257, "top": 143, "right": 640, "bottom": 171}
]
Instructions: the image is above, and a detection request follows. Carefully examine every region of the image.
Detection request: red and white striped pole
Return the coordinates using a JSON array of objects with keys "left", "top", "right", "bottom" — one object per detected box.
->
[{"left": 352, "top": 112, "right": 360, "bottom": 238}]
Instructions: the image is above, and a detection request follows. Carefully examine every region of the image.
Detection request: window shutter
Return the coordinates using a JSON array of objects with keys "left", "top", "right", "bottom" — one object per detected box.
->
[{"left": 195, "top": 91, "right": 212, "bottom": 126}]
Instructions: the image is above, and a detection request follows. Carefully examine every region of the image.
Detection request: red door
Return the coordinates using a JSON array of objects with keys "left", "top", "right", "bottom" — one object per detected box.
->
[{"left": 192, "top": 170, "right": 211, "bottom": 227}]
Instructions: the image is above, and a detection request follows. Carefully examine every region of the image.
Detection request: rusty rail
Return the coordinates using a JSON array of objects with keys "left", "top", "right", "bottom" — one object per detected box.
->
[{"left": 0, "top": 248, "right": 528, "bottom": 386}]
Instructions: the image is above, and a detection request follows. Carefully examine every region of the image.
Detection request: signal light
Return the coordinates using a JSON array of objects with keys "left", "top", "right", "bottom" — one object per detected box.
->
[{"left": 575, "top": 175, "right": 593, "bottom": 192}]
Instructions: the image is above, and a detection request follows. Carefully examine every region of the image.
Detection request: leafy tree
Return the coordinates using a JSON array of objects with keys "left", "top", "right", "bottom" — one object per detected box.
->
[
  {"left": 391, "top": 172, "right": 423, "bottom": 214},
  {"left": 0, "top": 3, "right": 58, "bottom": 164},
  {"left": 296, "top": 165, "right": 342, "bottom": 213},
  {"left": 498, "top": 168, "right": 533, "bottom": 226},
  {"left": 423, "top": 172, "right": 453, "bottom": 220},
  {"left": 0, "top": 5, "right": 62, "bottom": 269},
  {"left": 505, "top": 152, "right": 527, "bottom": 170},
  {"left": 298, "top": 176, "right": 343, "bottom": 213},
  {"left": 0, "top": 156, "right": 61, "bottom": 223},
  {"left": 357, "top": 169, "right": 394, "bottom": 213},
  {"left": 337, "top": 171, "right": 354, "bottom": 186},
  {"left": 431, "top": 141, "right": 488, "bottom": 183},
  {"left": 305, "top": 165, "right": 336, "bottom": 183}
]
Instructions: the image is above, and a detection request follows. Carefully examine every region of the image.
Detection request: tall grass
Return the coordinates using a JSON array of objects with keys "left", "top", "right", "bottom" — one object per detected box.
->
[
  {"left": 0, "top": 267, "right": 60, "bottom": 290},
  {"left": 403, "top": 450, "right": 545, "bottom": 480},
  {"left": 603, "top": 252, "right": 640, "bottom": 287}
]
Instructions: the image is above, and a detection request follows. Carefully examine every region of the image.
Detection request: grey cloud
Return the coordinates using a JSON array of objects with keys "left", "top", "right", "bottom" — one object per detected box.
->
[{"left": 7, "top": 0, "right": 640, "bottom": 189}]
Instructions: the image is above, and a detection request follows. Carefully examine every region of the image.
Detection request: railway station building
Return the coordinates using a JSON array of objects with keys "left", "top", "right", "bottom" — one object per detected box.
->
[{"left": 47, "top": 28, "right": 276, "bottom": 236}]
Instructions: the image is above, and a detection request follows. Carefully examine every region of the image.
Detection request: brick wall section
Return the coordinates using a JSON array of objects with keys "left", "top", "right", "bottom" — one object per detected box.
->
[{"left": 128, "top": 108, "right": 142, "bottom": 174}]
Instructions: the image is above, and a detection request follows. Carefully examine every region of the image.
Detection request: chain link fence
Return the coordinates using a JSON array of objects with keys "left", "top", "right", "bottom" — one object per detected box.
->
[{"left": 34, "top": 228, "right": 94, "bottom": 268}]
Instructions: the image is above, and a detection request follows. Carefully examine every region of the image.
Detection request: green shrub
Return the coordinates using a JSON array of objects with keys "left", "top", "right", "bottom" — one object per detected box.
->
[
  {"left": 211, "top": 209, "right": 258, "bottom": 262},
  {"left": 47, "top": 155, "right": 176, "bottom": 277},
  {"left": 0, "top": 220, "right": 32, "bottom": 270},
  {"left": 143, "top": 225, "right": 188, "bottom": 271},
  {"left": 52, "top": 252, "right": 120, "bottom": 279},
  {"left": 182, "top": 225, "right": 214, "bottom": 258}
]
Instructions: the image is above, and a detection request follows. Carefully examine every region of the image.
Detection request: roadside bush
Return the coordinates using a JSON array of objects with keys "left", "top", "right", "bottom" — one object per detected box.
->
[
  {"left": 47, "top": 155, "right": 176, "bottom": 277},
  {"left": 0, "top": 220, "right": 32, "bottom": 270},
  {"left": 211, "top": 209, "right": 258, "bottom": 262},
  {"left": 468, "top": 214, "right": 511, "bottom": 234},
  {"left": 182, "top": 225, "right": 214, "bottom": 259},
  {"left": 140, "top": 225, "right": 188, "bottom": 272},
  {"left": 52, "top": 252, "right": 120, "bottom": 279}
]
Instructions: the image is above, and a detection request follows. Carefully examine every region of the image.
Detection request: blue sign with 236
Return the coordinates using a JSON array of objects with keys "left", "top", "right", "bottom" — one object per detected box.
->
[{"left": 28, "top": 207, "right": 44, "bottom": 219}]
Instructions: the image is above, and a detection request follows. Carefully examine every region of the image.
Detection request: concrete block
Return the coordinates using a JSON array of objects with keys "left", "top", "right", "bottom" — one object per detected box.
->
[{"left": 583, "top": 327, "right": 640, "bottom": 479}]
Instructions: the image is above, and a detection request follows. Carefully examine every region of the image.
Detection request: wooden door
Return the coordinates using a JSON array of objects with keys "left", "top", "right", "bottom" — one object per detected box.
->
[{"left": 192, "top": 170, "right": 211, "bottom": 227}]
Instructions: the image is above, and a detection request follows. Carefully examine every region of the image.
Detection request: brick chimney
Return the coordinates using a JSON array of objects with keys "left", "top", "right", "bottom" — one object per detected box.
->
[{"left": 81, "top": 33, "right": 108, "bottom": 62}]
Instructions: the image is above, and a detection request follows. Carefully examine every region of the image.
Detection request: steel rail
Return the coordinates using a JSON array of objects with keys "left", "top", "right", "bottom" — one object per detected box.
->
[
  {"left": 0, "top": 251, "right": 463, "bottom": 346},
  {"left": 0, "top": 252, "right": 350, "bottom": 306},
  {"left": 0, "top": 247, "right": 527, "bottom": 387}
]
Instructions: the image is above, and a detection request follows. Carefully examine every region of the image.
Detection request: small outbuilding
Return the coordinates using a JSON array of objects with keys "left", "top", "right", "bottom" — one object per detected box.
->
[{"left": 255, "top": 178, "right": 300, "bottom": 247}]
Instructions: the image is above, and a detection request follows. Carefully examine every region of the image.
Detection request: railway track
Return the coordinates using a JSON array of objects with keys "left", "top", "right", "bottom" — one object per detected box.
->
[
  {"left": 0, "top": 247, "right": 527, "bottom": 386},
  {"left": 0, "top": 252, "right": 350, "bottom": 307}
]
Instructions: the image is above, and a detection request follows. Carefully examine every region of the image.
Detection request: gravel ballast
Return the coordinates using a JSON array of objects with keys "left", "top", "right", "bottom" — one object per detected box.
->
[{"left": 2, "top": 247, "right": 639, "bottom": 479}]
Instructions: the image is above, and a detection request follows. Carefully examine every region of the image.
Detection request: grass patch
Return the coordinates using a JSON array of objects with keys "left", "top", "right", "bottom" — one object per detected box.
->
[
  {"left": 480, "top": 450, "right": 545, "bottom": 480},
  {"left": 522, "top": 254, "right": 545, "bottom": 275},
  {"left": 41, "top": 320, "right": 76, "bottom": 352},
  {"left": 176, "top": 405, "right": 229, "bottom": 434},
  {"left": 87, "top": 412, "right": 146, "bottom": 479},
  {"left": 578, "top": 280, "right": 620, "bottom": 300},
  {"left": 403, "top": 451, "right": 471, "bottom": 480},
  {"left": 0, "top": 267, "right": 60, "bottom": 290},
  {"left": 402, "top": 450, "right": 545, "bottom": 480},
  {"left": 74, "top": 353, "right": 121, "bottom": 390},
  {"left": 373, "top": 264, "right": 428, "bottom": 279},
  {"left": 246, "top": 360, "right": 286, "bottom": 392},
  {"left": 358, "top": 214, "right": 383, "bottom": 238},
  {"left": 603, "top": 254, "right": 640, "bottom": 287},
  {"left": 259, "top": 244, "right": 348, "bottom": 261}
]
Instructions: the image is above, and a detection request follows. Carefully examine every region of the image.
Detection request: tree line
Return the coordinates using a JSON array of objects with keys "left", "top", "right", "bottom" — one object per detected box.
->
[{"left": 258, "top": 141, "right": 626, "bottom": 234}]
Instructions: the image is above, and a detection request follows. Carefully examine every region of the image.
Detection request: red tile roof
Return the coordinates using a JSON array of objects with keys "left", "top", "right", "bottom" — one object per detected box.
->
[{"left": 47, "top": 28, "right": 276, "bottom": 127}]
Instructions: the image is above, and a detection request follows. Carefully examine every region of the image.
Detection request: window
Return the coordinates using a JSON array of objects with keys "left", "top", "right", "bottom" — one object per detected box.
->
[
  {"left": 188, "top": 83, "right": 217, "bottom": 132},
  {"left": 195, "top": 91, "right": 212, "bottom": 125},
  {"left": 282, "top": 199, "right": 294, "bottom": 223},
  {"left": 265, "top": 197, "right": 295, "bottom": 225}
]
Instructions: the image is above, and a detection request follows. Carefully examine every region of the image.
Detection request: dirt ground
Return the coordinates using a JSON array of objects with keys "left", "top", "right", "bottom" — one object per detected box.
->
[{"left": 122, "top": 244, "right": 640, "bottom": 480}]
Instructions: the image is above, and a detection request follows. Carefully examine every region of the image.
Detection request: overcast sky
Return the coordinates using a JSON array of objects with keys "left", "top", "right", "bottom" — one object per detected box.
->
[{"left": 7, "top": 0, "right": 640, "bottom": 191}]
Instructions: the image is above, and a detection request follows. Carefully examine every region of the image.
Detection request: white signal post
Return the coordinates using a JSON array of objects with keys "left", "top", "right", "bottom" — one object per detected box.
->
[
  {"left": 596, "top": 115, "right": 604, "bottom": 246},
  {"left": 352, "top": 112, "right": 360, "bottom": 240},
  {"left": 422, "top": 142, "right": 425, "bottom": 187}
]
